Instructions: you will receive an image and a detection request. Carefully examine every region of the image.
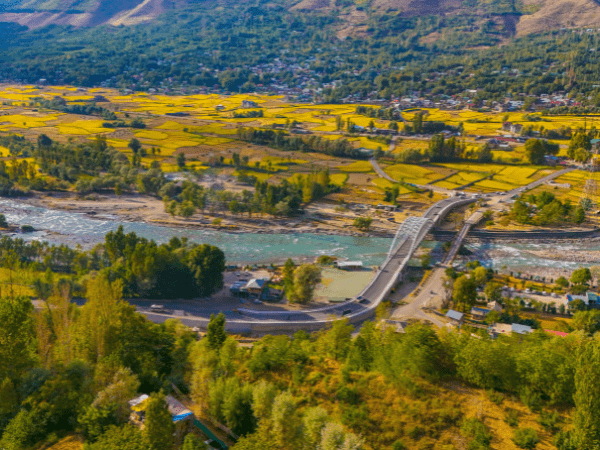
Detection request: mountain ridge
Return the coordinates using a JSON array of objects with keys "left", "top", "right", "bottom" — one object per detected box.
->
[{"left": 2, "top": 0, "right": 600, "bottom": 34}]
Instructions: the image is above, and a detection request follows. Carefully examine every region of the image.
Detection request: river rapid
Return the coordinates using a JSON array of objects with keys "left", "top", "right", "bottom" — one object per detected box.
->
[{"left": 0, "top": 199, "right": 596, "bottom": 272}]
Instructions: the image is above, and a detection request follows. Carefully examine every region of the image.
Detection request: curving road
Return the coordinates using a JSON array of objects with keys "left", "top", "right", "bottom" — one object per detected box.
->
[{"left": 138, "top": 166, "right": 576, "bottom": 332}]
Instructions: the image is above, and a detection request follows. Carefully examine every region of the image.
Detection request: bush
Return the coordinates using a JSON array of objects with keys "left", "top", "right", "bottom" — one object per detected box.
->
[
  {"left": 486, "top": 389, "right": 504, "bottom": 405},
  {"left": 461, "top": 418, "right": 491, "bottom": 450},
  {"left": 512, "top": 427, "right": 539, "bottom": 449},
  {"left": 504, "top": 408, "right": 519, "bottom": 427},
  {"left": 538, "top": 410, "right": 560, "bottom": 434}
]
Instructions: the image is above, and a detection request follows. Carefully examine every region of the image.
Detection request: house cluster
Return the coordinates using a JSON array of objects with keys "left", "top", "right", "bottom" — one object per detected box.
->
[{"left": 446, "top": 306, "right": 534, "bottom": 337}]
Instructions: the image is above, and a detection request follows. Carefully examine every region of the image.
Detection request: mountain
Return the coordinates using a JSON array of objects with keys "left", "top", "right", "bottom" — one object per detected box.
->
[
  {"left": 0, "top": 0, "right": 179, "bottom": 27},
  {"left": 2, "top": 0, "right": 600, "bottom": 34}
]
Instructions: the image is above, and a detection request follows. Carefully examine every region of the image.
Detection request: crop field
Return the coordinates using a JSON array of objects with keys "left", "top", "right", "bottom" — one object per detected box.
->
[
  {"left": 384, "top": 163, "right": 447, "bottom": 185},
  {"left": 0, "top": 84, "right": 577, "bottom": 213},
  {"left": 337, "top": 161, "right": 374, "bottom": 173},
  {"left": 329, "top": 173, "right": 348, "bottom": 186},
  {"left": 392, "top": 138, "right": 428, "bottom": 155}
]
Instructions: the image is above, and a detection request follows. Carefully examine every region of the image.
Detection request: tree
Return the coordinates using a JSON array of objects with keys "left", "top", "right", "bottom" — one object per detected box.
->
[
  {"left": 568, "top": 132, "right": 592, "bottom": 160},
  {"left": 573, "top": 310, "right": 600, "bottom": 336},
  {"left": 177, "top": 152, "right": 186, "bottom": 168},
  {"left": 471, "top": 266, "right": 488, "bottom": 287},
  {"left": 288, "top": 264, "right": 322, "bottom": 304},
  {"left": 0, "top": 296, "right": 35, "bottom": 381},
  {"left": 302, "top": 407, "right": 329, "bottom": 449},
  {"left": 1, "top": 409, "right": 47, "bottom": 450},
  {"left": 128, "top": 138, "right": 141, "bottom": 154},
  {"left": 524, "top": 138, "right": 559, "bottom": 164},
  {"left": 484, "top": 282, "right": 502, "bottom": 302},
  {"left": 319, "top": 318, "right": 353, "bottom": 360},
  {"left": 453, "top": 275, "right": 477, "bottom": 309},
  {"left": 223, "top": 383, "right": 256, "bottom": 436},
  {"left": 92, "top": 367, "right": 140, "bottom": 423},
  {"left": 206, "top": 312, "right": 227, "bottom": 350},
  {"left": 143, "top": 393, "right": 175, "bottom": 450},
  {"left": 0, "top": 214, "right": 7, "bottom": 228},
  {"left": 556, "top": 276, "right": 569, "bottom": 288},
  {"left": 252, "top": 380, "right": 277, "bottom": 421},
  {"left": 271, "top": 392, "right": 301, "bottom": 449},
  {"left": 353, "top": 216, "right": 373, "bottom": 232},
  {"left": 187, "top": 244, "right": 226, "bottom": 297},
  {"left": 282, "top": 258, "right": 295, "bottom": 294},
  {"left": 0, "top": 377, "right": 18, "bottom": 432},
  {"left": 571, "top": 268, "right": 592, "bottom": 286},
  {"left": 182, "top": 434, "right": 208, "bottom": 450},
  {"left": 85, "top": 424, "right": 146, "bottom": 450},
  {"left": 591, "top": 266, "right": 600, "bottom": 287},
  {"left": 574, "top": 341, "right": 600, "bottom": 449}
]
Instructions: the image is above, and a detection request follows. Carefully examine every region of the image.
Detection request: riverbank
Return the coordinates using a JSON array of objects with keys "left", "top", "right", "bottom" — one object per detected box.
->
[{"left": 19, "top": 191, "right": 401, "bottom": 238}]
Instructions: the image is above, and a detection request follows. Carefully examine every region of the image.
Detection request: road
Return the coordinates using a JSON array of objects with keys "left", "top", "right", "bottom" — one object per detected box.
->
[
  {"left": 136, "top": 166, "right": 576, "bottom": 331},
  {"left": 391, "top": 268, "right": 446, "bottom": 327}
]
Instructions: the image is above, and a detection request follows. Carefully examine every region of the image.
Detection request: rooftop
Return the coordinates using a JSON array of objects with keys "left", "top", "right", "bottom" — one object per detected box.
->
[{"left": 446, "top": 310, "right": 464, "bottom": 321}]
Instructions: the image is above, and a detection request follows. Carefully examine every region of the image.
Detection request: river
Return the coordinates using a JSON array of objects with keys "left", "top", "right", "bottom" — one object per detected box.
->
[
  {"left": 0, "top": 199, "right": 594, "bottom": 271},
  {"left": 0, "top": 199, "right": 391, "bottom": 265}
]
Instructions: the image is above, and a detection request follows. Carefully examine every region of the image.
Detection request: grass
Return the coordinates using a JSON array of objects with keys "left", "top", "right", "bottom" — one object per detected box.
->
[{"left": 46, "top": 435, "right": 84, "bottom": 450}]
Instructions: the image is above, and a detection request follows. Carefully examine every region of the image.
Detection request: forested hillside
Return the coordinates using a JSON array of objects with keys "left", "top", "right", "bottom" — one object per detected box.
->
[
  {"left": 2, "top": 1, "right": 600, "bottom": 105},
  {"left": 0, "top": 272, "right": 597, "bottom": 450}
]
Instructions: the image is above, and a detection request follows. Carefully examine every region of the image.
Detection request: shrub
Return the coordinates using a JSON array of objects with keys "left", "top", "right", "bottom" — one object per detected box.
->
[
  {"left": 538, "top": 410, "right": 561, "bottom": 434},
  {"left": 486, "top": 389, "right": 504, "bottom": 405},
  {"left": 461, "top": 418, "right": 491, "bottom": 450},
  {"left": 512, "top": 428, "right": 539, "bottom": 449},
  {"left": 504, "top": 408, "right": 519, "bottom": 427}
]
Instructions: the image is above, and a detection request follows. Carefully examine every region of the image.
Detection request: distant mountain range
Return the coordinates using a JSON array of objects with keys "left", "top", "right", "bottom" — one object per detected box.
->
[{"left": 1, "top": 0, "right": 600, "bottom": 35}]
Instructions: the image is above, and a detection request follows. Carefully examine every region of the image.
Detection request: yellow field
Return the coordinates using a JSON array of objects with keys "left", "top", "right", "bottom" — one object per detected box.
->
[
  {"left": 56, "top": 119, "right": 113, "bottom": 135},
  {"left": 384, "top": 164, "right": 444, "bottom": 185},
  {"left": 330, "top": 173, "right": 348, "bottom": 186},
  {"left": 0, "top": 113, "right": 62, "bottom": 130},
  {"left": 337, "top": 161, "right": 374, "bottom": 173}
]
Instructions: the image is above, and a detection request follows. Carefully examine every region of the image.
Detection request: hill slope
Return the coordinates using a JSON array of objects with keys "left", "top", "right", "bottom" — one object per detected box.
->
[
  {"left": 1, "top": 0, "right": 600, "bottom": 33},
  {"left": 0, "top": 0, "right": 176, "bottom": 27}
]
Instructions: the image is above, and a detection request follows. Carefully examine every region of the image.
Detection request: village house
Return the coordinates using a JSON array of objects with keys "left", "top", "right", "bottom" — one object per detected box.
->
[
  {"left": 487, "top": 301, "right": 503, "bottom": 312},
  {"left": 446, "top": 309, "right": 464, "bottom": 326},
  {"left": 244, "top": 278, "right": 269, "bottom": 297},
  {"left": 241, "top": 99, "right": 258, "bottom": 108},
  {"left": 470, "top": 307, "right": 490, "bottom": 321}
]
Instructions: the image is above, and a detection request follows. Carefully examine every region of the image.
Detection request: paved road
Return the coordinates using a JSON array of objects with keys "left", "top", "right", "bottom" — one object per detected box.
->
[
  {"left": 138, "top": 167, "right": 577, "bottom": 330},
  {"left": 391, "top": 268, "right": 446, "bottom": 327}
]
